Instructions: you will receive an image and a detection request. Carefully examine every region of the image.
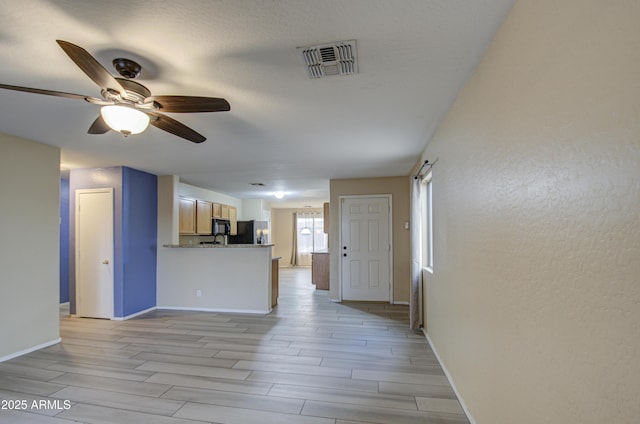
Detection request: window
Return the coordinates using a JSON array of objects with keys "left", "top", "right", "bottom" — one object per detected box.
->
[
  {"left": 297, "top": 213, "right": 327, "bottom": 253},
  {"left": 421, "top": 172, "right": 433, "bottom": 271},
  {"left": 294, "top": 212, "right": 328, "bottom": 266}
]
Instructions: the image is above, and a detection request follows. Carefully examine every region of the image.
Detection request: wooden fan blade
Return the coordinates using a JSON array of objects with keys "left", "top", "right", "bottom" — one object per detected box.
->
[
  {"left": 56, "top": 40, "right": 125, "bottom": 94},
  {"left": 146, "top": 95, "right": 230, "bottom": 113},
  {"left": 87, "top": 115, "right": 111, "bottom": 134},
  {"left": 0, "top": 83, "right": 103, "bottom": 103},
  {"left": 148, "top": 112, "right": 206, "bottom": 143}
]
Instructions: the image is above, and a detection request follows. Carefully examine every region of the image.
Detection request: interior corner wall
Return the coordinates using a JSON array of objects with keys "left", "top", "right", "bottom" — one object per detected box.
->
[
  {"left": 0, "top": 133, "right": 60, "bottom": 359},
  {"left": 420, "top": 1, "right": 640, "bottom": 423},
  {"left": 59, "top": 172, "right": 70, "bottom": 303},
  {"left": 271, "top": 208, "right": 295, "bottom": 267},
  {"left": 70, "top": 166, "right": 157, "bottom": 318},
  {"left": 157, "top": 175, "right": 179, "bottom": 245},
  {"left": 69, "top": 167, "right": 123, "bottom": 316},
  {"left": 329, "top": 177, "right": 410, "bottom": 302},
  {"left": 121, "top": 167, "right": 157, "bottom": 316}
]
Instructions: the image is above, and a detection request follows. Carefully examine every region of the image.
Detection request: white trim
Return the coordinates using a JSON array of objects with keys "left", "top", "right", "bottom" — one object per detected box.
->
[
  {"left": 425, "top": 333, "right": 475, "bottom": 424},
  {"left": 112, "top": 306, "right": 157, "bottom": 321},
  {"left": 393, "top": 301, "right": 409, "bottom": 305},
  {"left": 0, "top": 338, "right": 62, "bottom": 363},
  {"left": 338, "top": 194, "right": 394, "bottom": 303},
  {"left": 158, "top": 306, "right": 272, "bottom": 315},
  {"left": 59, "top": 301, "right": 70, "bottom": 306}
]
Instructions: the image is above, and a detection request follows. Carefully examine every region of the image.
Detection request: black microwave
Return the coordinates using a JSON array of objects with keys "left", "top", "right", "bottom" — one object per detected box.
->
[{"left": 212, "top": 219, "right": 230, "bottom": 236}]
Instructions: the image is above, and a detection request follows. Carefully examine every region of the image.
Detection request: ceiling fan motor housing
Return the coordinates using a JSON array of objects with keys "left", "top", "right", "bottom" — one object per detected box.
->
[
  {"left": 113, "top": 58, "right": 142, "bottom": 79},
  {"left": 102, "top": 78, "right": 151, "bottom": 104}
]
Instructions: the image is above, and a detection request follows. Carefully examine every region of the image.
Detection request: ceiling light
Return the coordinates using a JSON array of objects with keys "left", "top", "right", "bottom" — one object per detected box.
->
[
  {"left": 274, "top": 192, "right": 285, "bottom": 199},
  {"left": 100, "top": 105, "right": 150, "bottom": 136}
]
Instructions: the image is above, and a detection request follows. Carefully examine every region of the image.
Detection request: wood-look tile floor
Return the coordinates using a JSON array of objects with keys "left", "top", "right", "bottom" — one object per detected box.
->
[{"left": 0, "top": 268, "right": 468, "bottom": 424}]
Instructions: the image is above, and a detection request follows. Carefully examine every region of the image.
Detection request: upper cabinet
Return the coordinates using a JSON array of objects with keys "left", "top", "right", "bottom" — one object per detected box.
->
[
  {"left": 179, "top": 197, "right": 213, "bottom": 235},
  {"left": 221, "top": 204, "right": 230, "bottom": 220},
  {"left": 195, "top": 200, "right": 212, "bottom": 235},
  {"left": 229, "top": 206, "right": 237, "bottom": 235},
  {"left": 212, "top": 203, "right": 221, "bottom": 219},
  {"left": 179, "top": 197, "right": 196, "bottom": 235},
  {"left": 180, "top": 196, "right": 237, "bottom": 236}
]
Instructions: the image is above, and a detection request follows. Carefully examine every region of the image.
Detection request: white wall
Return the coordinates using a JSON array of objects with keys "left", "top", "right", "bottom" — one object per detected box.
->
[
  {"left": 242, "top": 198, "right": 269, "bottom": 221},
  {"left": 0, "top": 133, "right": 61, "bottom": 359},
  {"left": 178, "top": 181, "right": 242, "bottom": 210},
  {"left": 157, "top": 247, "right": 272, "bottom": 314},
  {"left": 419, "top": 1, "right": 640, "bottom": 423}
]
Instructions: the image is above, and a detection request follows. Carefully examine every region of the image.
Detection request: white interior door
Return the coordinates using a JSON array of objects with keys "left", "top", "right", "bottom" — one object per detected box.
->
[
  {"left": 76, "top": 188, "right": 114, "bottom": 319},
  {"left": 341, "top": 196, "right": 391, "bottom": 301}
]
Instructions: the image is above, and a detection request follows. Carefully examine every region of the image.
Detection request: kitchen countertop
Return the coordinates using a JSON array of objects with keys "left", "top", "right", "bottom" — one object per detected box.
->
[{"left": 163, "top": 243, "right": 274, "bottom": 248}]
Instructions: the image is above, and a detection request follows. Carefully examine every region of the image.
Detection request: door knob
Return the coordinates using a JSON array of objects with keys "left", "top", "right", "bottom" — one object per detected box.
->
[{"left": 101, "top": 259, "right": 109, "bottom": 265}]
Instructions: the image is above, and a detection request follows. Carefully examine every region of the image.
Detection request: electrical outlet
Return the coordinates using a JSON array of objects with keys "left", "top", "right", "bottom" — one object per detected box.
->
[{"left": 196, "top": 289, "right": 202, "bottom": 297}]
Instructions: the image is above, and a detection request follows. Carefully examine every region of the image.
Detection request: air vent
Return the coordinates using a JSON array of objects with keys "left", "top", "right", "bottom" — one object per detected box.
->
[{"left": 298, "top": 40, "right": 358, "bottom": 79}]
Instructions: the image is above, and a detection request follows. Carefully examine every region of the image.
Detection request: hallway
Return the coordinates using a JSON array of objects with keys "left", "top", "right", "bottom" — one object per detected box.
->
[{"left": 0, "top": 268, "right": 467, "bottom": 424}]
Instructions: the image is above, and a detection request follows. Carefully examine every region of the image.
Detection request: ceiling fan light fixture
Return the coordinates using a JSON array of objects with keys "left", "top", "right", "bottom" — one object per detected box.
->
[{"left": 100, "top": 105, "right": 150, "bottom": 136}]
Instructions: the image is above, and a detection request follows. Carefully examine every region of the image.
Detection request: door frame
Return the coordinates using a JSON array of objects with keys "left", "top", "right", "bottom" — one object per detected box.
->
[
  {"left": 75, "top": 188, "right": 114, "bottom": 319},
  {"left": 338, "top": 194, "right": 394, "bottom": 303}
]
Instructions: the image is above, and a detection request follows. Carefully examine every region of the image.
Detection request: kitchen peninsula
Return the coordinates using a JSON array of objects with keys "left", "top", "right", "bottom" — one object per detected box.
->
[{"left": 158, "top": 243, "right": 275, "bottom": 314}]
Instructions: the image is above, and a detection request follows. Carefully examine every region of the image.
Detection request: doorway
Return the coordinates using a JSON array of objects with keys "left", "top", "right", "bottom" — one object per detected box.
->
[
  {"left": 75, "top": 188, "right": 114, "bottom": 319},
  {"left": 340, "top": 195, "right": 392, "bottom": 301}
]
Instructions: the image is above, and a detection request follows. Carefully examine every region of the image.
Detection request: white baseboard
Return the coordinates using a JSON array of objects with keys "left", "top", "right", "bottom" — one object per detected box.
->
[
  {"left": 425, "top": 333, "right": 476, "bottom": 424},
  {"left": 158, "top": 306, "right": 271, "bottom": 315},
  {"left": 393, "top": 301, "right": 409, "bottom": 305},
  {"left": 112, "top": 306, "right": 157, "bottom": 321},
  {"left": 0, "top": 338, "right": 62, "bottom": 363}
]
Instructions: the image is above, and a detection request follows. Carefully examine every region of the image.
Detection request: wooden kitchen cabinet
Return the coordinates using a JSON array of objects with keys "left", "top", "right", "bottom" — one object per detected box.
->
[
  {"left": 311, "top": 252, "right": 330, "bottom": 290},
  {"left": 229, "top": 206, "right": 237, "bottom": 235},
  {"left": 221, "top": 204, "right": 230, "bottom": 220},
  {"left": 272, "top": 256, "right": 281, "bottom": 307},
  {"left": 196, "top": 200, "right": 213, "bottom": 235},
  {"left": 212, "top": 203, "right": 221, "bottom": 219},
  {"left": 179, "top": 197, "right": 196, "bottom": 235},
  {"left": 180, "top": 197, "right": 213, "bottom": 235}
]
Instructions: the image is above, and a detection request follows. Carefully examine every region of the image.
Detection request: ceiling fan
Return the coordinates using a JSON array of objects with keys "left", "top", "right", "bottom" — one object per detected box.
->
[{"left": 0, "top": 40, "right": 230, "bottom": 143}]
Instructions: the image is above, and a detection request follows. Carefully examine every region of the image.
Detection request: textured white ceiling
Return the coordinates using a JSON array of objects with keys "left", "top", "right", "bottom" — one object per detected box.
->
[{"left": 0, "top": 0, "right": 513, "bottom": 207}]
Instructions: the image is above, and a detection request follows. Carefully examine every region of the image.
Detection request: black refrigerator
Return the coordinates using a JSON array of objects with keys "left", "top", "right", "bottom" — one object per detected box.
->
[{"left": 229, "top": 220, "right": 269, "bottom": 244}]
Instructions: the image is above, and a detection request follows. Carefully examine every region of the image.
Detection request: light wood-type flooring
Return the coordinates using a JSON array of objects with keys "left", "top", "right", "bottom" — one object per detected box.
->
[{"left": 0, "top": 268, "right": 468, "bottom": 424}]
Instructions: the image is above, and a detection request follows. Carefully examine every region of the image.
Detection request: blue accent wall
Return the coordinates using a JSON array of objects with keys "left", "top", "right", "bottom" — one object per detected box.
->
[
  {"left": 60, "top": 174, "right": 70, "bottom": 303},
  {"left": 69, "top": 166, "right": 157, "bottom": 318},
  {"left": 121, "top": 167, "right": 157, "bottom": 317}
]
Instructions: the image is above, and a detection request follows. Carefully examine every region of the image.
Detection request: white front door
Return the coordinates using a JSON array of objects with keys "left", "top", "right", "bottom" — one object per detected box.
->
[
  {"left": 76, "top": 188, "right": 114, "bottom": 319},
  {"left": 341, "top": 196, "right": 392, "bottom": 301}
]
